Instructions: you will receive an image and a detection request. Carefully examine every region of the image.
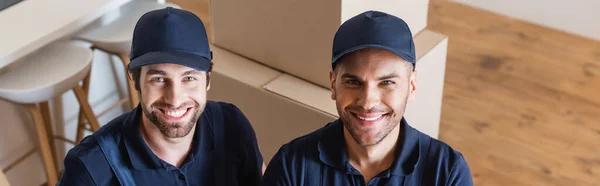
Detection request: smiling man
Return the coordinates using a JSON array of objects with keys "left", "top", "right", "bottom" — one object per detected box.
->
[
  {"left": 58, "top": 7, "right": 263, "bottom": 186},
  {"left": 261, "top": 11, "right": 473, "bottom": 186}
]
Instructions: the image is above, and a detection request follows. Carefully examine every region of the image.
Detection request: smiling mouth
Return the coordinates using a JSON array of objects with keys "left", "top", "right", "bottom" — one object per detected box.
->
[
  {"left": 159, "top": 107, "right": 192, "bottom": 118},
  {"left": 356, "top": 115, "right": 383, "bottom": 121},
  {"left": 352, "top": 112, "right": 389, "bottom": 122}
]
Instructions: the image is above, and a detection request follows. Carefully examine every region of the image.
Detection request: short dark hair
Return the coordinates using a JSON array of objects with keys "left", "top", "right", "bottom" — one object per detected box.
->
[{"left": 129, "top": 62, "right": 214, "bottom": 91}]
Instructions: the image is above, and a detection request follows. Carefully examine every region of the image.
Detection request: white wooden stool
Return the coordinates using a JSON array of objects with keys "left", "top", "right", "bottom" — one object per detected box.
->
[{"left": 0, "top": 42, "right": 99, "bottom": 186}]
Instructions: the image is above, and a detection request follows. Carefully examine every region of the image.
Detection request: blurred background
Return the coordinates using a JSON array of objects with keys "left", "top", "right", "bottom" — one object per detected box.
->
[{"left": 0, "top": 0, "right": 598, "bottom": 185}]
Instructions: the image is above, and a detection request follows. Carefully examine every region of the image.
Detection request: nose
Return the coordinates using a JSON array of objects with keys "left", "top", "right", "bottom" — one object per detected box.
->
[
  {"left": 356, "top": 83, "right": 381, "bottom": 111},
  {"left": 163, "top": 81, "right": 186, "bottom": 107}
]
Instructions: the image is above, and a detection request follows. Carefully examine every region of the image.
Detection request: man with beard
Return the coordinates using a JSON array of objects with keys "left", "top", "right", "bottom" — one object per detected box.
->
[
  {"left": 261, "top": 11, "right": 473, "bottom": 186},
  {"left": 58, "top": 7, "right": 263, "bottom": 186}
]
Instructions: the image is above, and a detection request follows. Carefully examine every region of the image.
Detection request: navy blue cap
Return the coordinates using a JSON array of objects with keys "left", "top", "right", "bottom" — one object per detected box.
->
[
  {"left": 129, "top": 7, "right": 212, "bottom": 71},
  {"left": 332, "top": 11, "right": 415, "bottom": 69}
]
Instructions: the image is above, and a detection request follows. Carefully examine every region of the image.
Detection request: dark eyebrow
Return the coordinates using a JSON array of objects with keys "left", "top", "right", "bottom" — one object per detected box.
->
[
  {"left": 341, "top": 73, "right": 360, "bottom": 79},
  {"left": 146, "top": 68, "right": 167, "bottom": 76},
  {"left": 182, "top": 70, "right": 201, "bottom": 76},
  {"left": 341, "top": 73, "right": 399, "bottom": 80},
  {"left": 378, "top": 73, "right": 399, "bottom": 80}
]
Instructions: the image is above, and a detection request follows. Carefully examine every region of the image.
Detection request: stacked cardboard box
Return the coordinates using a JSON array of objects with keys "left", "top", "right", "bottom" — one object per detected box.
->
[
  {"left": 211, "top": 0, "right": 429, "bottom": 88},
  {"left": 207, "top": 0, "right": 448, "bottom": 163}
]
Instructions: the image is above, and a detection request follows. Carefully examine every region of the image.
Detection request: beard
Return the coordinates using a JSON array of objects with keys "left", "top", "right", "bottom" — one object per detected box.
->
[
  {"left": 339, "top": 99, "right": 407, "bottom": 147},
  {"left": 141, "top": 100, "right": 204, "bottom": 138}
]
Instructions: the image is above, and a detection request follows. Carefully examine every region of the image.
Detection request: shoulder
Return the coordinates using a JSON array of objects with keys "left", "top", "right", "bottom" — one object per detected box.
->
[
  {"left": 208, "top": 101, "right": 262, "bottom": 152},
  {"left": 61, "top": 111, "right": 135, "bottom": 185},
  {"left": 69, "top": 110, "right": 131, "bottom": 156},
  {"left": 262, "top": 122, "right": 336, "bottom": 185},
  {"left": 274, "top": 121, "right": 335, "bottom": 160},
  {"left": 413, "top": 127, "right": 471, "bottom": 183},
  {"left": 419, "top": 131, "right": 465, "bottom": 166},
  {"left": 66, "top": 136, "right": 101, "bottom": 161},
  {"left": 66, "top": 113, "right": 126, "bottom": 161},
  {"left": 60, "top": 120, "right": 122, "bottom": 185},
  {"left": 425, "top": 137, "right": 473, "bottom": 185},
  {"left": 63, "top": 111, "right": 130, "bottom": 175},
  {"left": 207, "top": 101, "right": 252, "bottom": 132},
  {"left": 214, "top": 101, "right": 246, "bottom": 122},
  {"left": 62, "top": 135, "right": 103, "bottom": 177}
]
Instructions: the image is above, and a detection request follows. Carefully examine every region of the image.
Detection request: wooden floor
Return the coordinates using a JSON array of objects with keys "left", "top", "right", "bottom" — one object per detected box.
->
[
  {"left": 428, "top": 1, "right": 600, "bottom": 185},
  {"left": 170, "top": 0, "right": 600, "bottom": 185}
]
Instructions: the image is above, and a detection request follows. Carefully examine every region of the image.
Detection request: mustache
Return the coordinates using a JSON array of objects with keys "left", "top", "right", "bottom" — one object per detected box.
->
[
  {"left": 151, "top": 101, "right": 199, "bottom": 110},
  {"left": 345, "top": 105, "right": 391, "bottom": 113}
]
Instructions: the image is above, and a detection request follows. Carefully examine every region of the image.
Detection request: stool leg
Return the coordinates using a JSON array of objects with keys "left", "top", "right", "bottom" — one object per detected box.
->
[
  {"left": 75, "top": 70, "right": 92, "bottom": 143},
  {"left": 23, "top": 104, "right": 58, "bottom": 185},
  {"left": 39, "top": 102, "right": 59, "bottom": 175},
  {"left": 73, "top": 86, "right": 100, "bottom": 131},
  {"left": 118, "top": 54, "right": 139, "bottom": 109}
]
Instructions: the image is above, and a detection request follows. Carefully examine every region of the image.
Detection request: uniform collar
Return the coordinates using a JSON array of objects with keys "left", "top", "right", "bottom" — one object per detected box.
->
[{"left": 317, "top": 117, "right": 421, "bottom": 176}]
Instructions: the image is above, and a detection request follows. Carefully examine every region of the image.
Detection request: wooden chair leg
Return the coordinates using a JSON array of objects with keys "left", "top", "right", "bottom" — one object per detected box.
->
[
  {"left": 23, "top": 104, "right": 58, "bottom": 186},
  {"left": 0, "top": 169, "right": 10, "bottom": 186},
  {"left": 73, "top": 86, "right": 100, "bottom": 131},
  {"left": 39, "top": 102, "right": 59, "bottom": 175},
  {"left": 118, "top": 54, "right": 139, "bottom": 109},
  {"left": 75, "top": 70, "right": 91, "bottom": 143}
]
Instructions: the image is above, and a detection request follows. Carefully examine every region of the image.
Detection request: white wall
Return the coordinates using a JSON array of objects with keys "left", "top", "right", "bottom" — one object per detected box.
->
[{"left": 452, "top": 0, "right": 600, "bottom": 41}]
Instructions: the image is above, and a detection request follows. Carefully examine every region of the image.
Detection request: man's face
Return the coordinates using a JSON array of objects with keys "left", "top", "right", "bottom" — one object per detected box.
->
[
  {"left": 138, "top": 63, "right": 210, "bottom": 138},
  {"left": 330, "top": 48, "right": 416, "bottom": 146}
]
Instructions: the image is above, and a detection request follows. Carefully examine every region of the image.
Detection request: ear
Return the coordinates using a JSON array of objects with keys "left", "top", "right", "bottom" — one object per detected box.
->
[
  {"left": 407, "top": 70, "right": 417, "bottom": 101},
  {"left": 206, "top": 72, "right": 211, "bottom": 91},
  {"left": 127, "top": 69, "right": 135, "bottom": 82},
  {"left": 128, "top": 68, "right": 140, "bottom": 92},
  {"left": 329, "top": 70, "right": 336, "bottom": 100}
]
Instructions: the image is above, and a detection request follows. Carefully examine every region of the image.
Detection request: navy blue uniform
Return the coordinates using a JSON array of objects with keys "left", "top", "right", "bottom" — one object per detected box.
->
[
  {"left": 58, "top": 101, "right": 263, "bottom": 186},
  {"left": 262, "top": 118, "right": 473, "bottom": 186}
]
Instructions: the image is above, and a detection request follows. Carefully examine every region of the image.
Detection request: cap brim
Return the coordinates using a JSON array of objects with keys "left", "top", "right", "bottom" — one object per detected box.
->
[
  {"left": 332, "top": 44, "right": 416, "bottom": 65},
  {"left": 129, "top": 50, "right": 211, "bottom": 71}
]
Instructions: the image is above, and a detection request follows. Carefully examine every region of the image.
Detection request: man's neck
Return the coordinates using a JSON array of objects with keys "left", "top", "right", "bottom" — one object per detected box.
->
[
  {"left": 344, "top": 124, "right": 401, "bottom": 183},
  {"left": 139, "top": 115, "right": 195, "bottom": 168}
]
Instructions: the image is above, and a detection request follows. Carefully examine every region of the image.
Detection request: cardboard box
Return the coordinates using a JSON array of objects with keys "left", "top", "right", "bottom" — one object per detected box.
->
[
  {"left": 208, "top": 46, "right": 335, "bottom": 163},
  {"left": 211, "top": 0, "right": 429, "bottom": 88},
  {"left": 404, "top": 30, "right": 448, "bottom": 138},
  {"left": 208, "top": 29, "right": 447, "bottom": 163}
]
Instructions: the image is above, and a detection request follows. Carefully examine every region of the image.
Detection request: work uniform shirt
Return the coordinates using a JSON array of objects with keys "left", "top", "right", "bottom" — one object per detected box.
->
[
  {"left": 58, "top": 101, "right": 263, "bottom": 186},
  {"left": 262, "top": 118, "right": 473, "bottom": 186}
]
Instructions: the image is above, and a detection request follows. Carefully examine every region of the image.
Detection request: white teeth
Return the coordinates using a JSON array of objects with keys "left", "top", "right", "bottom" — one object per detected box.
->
[
  {"left": 357, "top": 115, "right": 383, "bottom": 121},
  {"left": 166, "top": 110, "right": 185, "bottom": 117}
]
